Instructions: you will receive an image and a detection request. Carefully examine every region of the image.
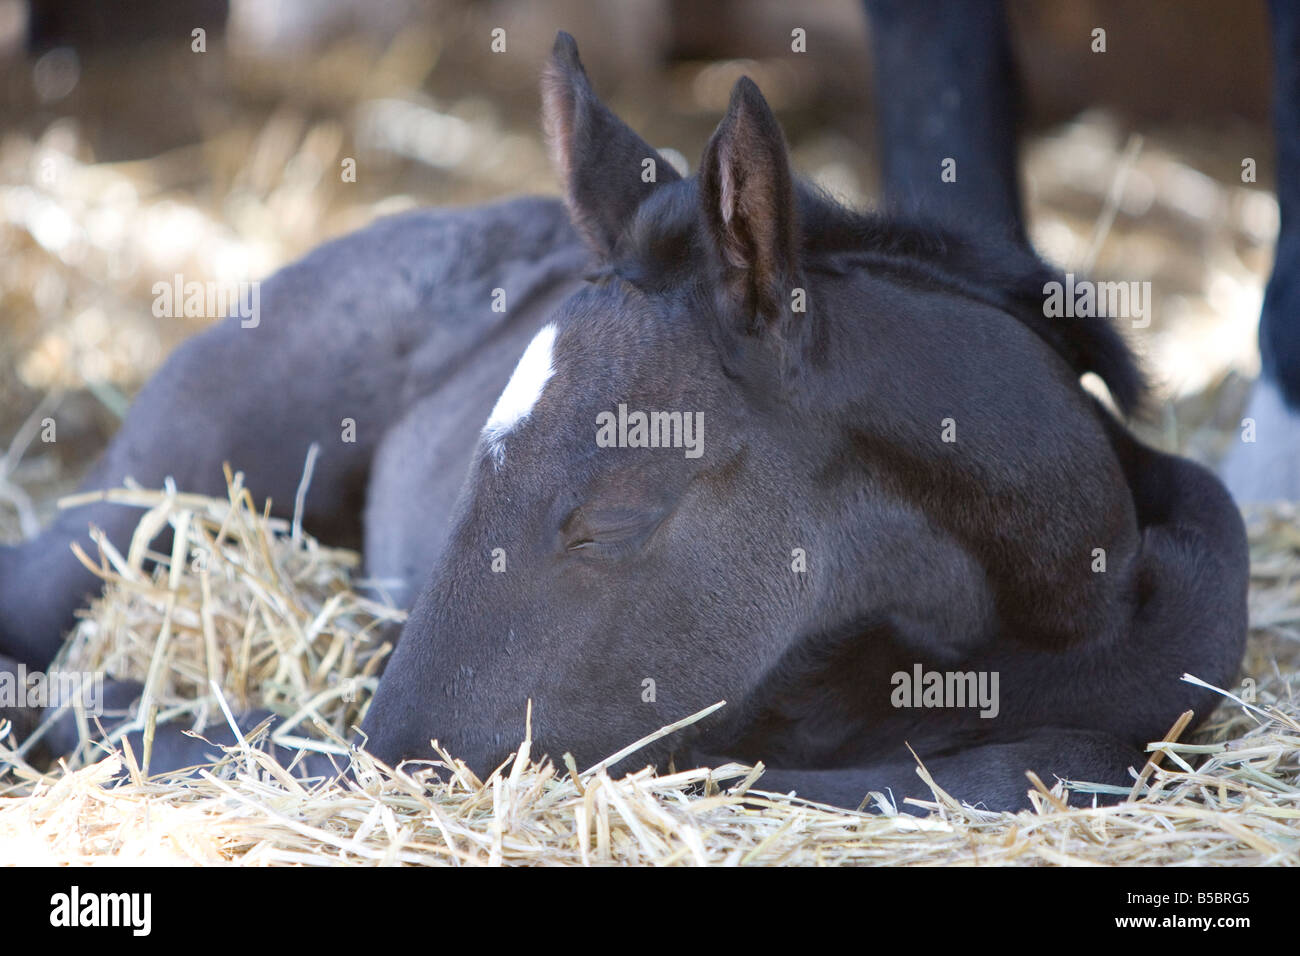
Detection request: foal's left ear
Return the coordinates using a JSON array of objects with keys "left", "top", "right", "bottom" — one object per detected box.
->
[
  {"left": 542, "top": 32, "right": 681, "bottom": 257},
  {"left": 698, "top": 77, "right": 798, "bottom": 331}
]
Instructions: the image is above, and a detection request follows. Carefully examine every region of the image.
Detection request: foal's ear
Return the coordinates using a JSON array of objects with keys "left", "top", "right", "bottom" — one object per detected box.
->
[
  {"left": 542, "top": 32, "right": 681, "bottom": 257},
  {"left": 698, "top": 77, "right": 798, "bottom": 331}
]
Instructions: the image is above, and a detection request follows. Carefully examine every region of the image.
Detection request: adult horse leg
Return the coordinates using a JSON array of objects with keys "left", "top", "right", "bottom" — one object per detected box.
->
[
  {"left": 863, "top": 0, "right": 1025, "bottom": 242},
  {"left": 1223, "top": 0, "right": 1300, "bottom": 501}
]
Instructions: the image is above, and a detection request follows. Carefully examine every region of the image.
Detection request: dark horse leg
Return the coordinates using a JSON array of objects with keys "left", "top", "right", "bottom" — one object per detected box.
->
[
  {"left": 0, "top": 283, "right": 381, "bottom": 669},
  {"left": 1223, "top": 0, "right": 1300, "bottom": 500},
  {"left": 863, "top": 0, "right": 1024, "bottom": 242}
]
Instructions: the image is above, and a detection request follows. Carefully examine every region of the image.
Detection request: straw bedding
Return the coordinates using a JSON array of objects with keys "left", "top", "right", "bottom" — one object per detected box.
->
[
  {"left": 0, "top": 470, "right": 1296, "bottom": 866},
  {"left": 0, "top": 10, "right": 1291, "bottom": 868}
]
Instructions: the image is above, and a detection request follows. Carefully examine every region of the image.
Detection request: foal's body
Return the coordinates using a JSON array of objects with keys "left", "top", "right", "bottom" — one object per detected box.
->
[
  {"left": 0, "top": 197, "right": 586, "bottom": 662},
  {"left": 0, "top": 36, "right": 1248, "bottom": 812}
]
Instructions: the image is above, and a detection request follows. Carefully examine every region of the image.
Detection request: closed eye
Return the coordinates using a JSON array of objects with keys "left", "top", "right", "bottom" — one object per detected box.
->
[{"left": 561, "top": 506, "right": 667, "bottom": 559}]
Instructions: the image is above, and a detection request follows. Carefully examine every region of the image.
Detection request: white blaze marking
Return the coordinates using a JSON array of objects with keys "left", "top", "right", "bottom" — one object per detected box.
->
[{"left": 482, "top": 323, "right": 558, "bottom": 466}]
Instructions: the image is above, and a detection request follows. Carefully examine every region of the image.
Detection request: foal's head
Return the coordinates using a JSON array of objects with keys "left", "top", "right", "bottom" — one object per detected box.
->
[{"left": 362, "top": 33, "right": 1142, "bottom": 774}]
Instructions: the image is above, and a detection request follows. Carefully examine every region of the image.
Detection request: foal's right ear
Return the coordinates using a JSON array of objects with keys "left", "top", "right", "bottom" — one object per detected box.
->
[
  {"left": 698, "top": 77, "right": 798, "bottom": 333},
  {"left": 542, "top": 32, "right": 681, "bottom": 258}
]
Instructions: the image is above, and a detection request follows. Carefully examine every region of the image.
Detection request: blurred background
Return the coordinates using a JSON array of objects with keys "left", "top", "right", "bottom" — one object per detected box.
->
[{"left": 0, "top": 0, "right": 1281, "bottom": 539}]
